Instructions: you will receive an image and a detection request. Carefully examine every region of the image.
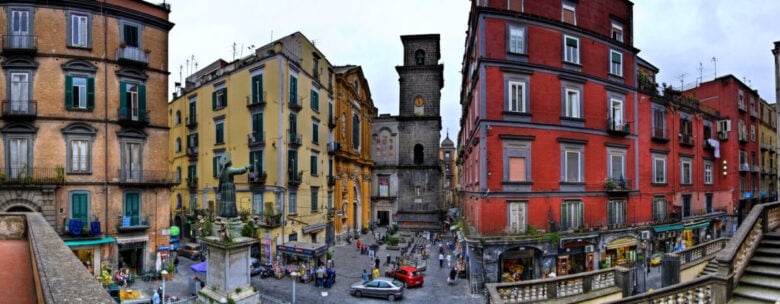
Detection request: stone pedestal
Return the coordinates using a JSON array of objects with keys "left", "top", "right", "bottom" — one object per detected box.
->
[{"left": 198, "top": 235, "right": 259, "bottom": 304}]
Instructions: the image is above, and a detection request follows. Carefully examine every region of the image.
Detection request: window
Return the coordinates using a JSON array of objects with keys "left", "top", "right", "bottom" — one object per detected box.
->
[
  {"left": 652, "top": 104, "right": 666, "bottom": 138},
  {"left": 703, "top": 121, "right": 713, "bottom": 140},
  {"left": 607, "top": 149, "right": 626, "bottom": 180},
  {"left": 508, "top": 157, "right": 527, "bottom": 181},
  {"left": 215, "top": 121, "right": 224, "bottom": 144},
  {"left": 507, "top": 201, "right": 527, "bottom": 233},
  {"left": 70, "top": 192, "right": 89, "bottom": 227},
  {"left": 251, "top": 73, "right": 264, "bottom": 103},
  {"left": 289, "top": 75, "right": 298, "bottom": 104},
  {"left": 187, "top": 133, "right": 198, "bottom": 150},
  {"left": 289, "top": 192, "right": 297, "bottom": 214},
  {"left": 508, "top": 81, "right": 527, "bottom": 112},
  {"left": 9, "top": 72, "right": 30, "bottom": 105},
  {"left": 560, "top": 200, "right": 583, "bottom": 230},
  {"left": 653, "top": 154, "right": 667, "bottom": 184},
  {"left": 288, "top": 232, "right": 298, "bottom": 242},
  {"left": 564, "top": 89, "right": 580, "bottom": 118},
  {"left": 123, "top": 192, "right": 141, "bottom": 225},
  {"left": 608, "top": 200, "right": 626, "bottom": 226},
  {"left": 187, "top": 164, "right": 196, "bottom": 185},
  {"left": 682, "top": 195, "right": 691, "bottom": 217},
  {"left": 311, "top": 89, "right": 319, "bottom": 111},
  {"left": 740, "top": 150, "right": 748, "bottom": 169},
  {"left": 706, "top": 194, "right": 713, "bottom": 213},
  {"left": 609, "top": 98, "right": 624, "bottom": 131},
  {"left": 562, "top": 2, "right": 576, "bottom": 25},
  {"left": 415, "top": 49, "right": 425, "bottom": 65},
  {"left": 120, "top": 22, "right": 140, "bottom": 47},
  {"left": 352, "top": 113, "right": 360, "bottom": 151},
  {"left": 561, "top": 145, "right": 583, "bottom": 183},
  {"left": 414, "top": 144, "right": 424, "bottom": 165},
  {"left": 188, "top": 96, "right": 197, "bottom": 125},
  {"left": 310, "top": 152, "right": 318, "bottom": 176},
  {"left": 249, "top": 150, "right": 263, "bottom": 174},
  {"left": 704, "top": 160, "right": 713, "bottom": 185},
  {"left": 750, "top": 124, "right": 756, "bottom": 142},
  {"left": 122, "top": 141, "right": 142, "bottom": 180},
  {"left": 680, "top": 157, "right": 692, "bottom": 185},
  {"left": 63, "top": 124, "right": 96, "bottom": 174},
  {"left": 311, "top": 187, "right": 319, "bottom": 213},
  {"left": 175, "top": 137, "right": 181, "bottom": 153},
  {"left": 7, "top": 137, "right": 30, "bottom": 177},
  {"left": 68, "top": 12, "right": 90, "bottom": 48},
  {"left": 508, "top": 25, "right": 526, "bottom": 54},
  {"left": 120, "top": 81, "right": 146, "bottom": 121},
  {"left": 312, "top": 122, "right": 319, "bottom": 145},
  {"left": 563, "top": 36, "right": 579, "bottom": 64},
  {"left": 8, "top": 9, "right": 33, "bottom": 49},
  {"left": 212, "top": 87, "right": 227, "bottom": 110},
  {"left": 312, "top": 55, "right": 320, "bottom": 79},
  {"left": 288, "top": 149, "right": 298, "bottom": 179},
  {"left": 379, "top": 175, "right": 390, "bottom": 197},
  {"left": 610, "top": 50, "right": 623, "bottom": 76},
  {"left": 174, "top": 110, "right": 181, "bottom": 125},
  {"left": 251, "top": 113, "right": 263, "bottom": 143},
  {"left": 652, "top": 197, "right": 667, "bottom": 221},
  {"left": 175, "top": 167, "right": 181, "bottom": 183},
  {"left": 252, "top": 193, "right": 263, "bottom": 215},
  {"left": 611, "top": 20, "right": 623, "bottom": 42}
]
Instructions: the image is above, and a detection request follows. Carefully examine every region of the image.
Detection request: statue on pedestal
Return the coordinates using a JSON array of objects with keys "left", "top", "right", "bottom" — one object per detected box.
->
[{"left": 216, "top": 153, "right": 251, "bottom": 218}]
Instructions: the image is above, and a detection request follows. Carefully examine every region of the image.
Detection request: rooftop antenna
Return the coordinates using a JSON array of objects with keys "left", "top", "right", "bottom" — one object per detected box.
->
[
  {"left": 270, "top": 30, "right": 274, "bottom": 42},
  {"left": 697, "top": 62, "right": 703, "bottom": 86},
  {"left": 232, "top": 42, "right": 238, "bottom": 61},
  {"left": 185, "top": 58, "right": 190, "bottom": 76},
  {"left": 711, "top": 57, "right": 718, "bottom": 79},
  {"left": 677, "top": 73, "right": 687, "bottom": 91},
  {"left": 179, "top": 64, "right": 182, "bottom": 84}
]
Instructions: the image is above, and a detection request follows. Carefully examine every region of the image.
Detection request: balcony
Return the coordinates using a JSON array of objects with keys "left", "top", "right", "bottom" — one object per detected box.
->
[
  {"left": 248, "top": 132, "right": 265, "bottom": 147},
  {"left": 751, "top": 109, "right": 759, "bottom": 118},
  {"left": 255, "top": 214, "right": 282, "bottom": 228},
  {"left": 116, "top": 215, "right": 150, "bottom": 233},
  {"left": 288, "top": 99, "right": 303, "bottom": 112},
  {"left": 752, "top": 165, "right": 760, "bottom": 174},
  {"left": 118, "top": 108, "right": 150, "bottom": 127},
  {"left": 289, "top": 132, "right": 302, "bottom": 148},
  {"left": 288, "top": 170, "right": 303, "bottom": 187},
  {"left": 651, "top": 127, "right": 669, "bottom": 143},
  {"left": 327, "top": 175, "right": 336, "bottom": 186},
  {"left": 327, "top": 142, "right": 341, "bottom": 154},
  {"left": 2, "top": 35, "right": 37, "bottom": 54},
  {"left": 761, "top": 144, "right": 770, "bottom": 151},
  {"left": 117, "top": 169, "right": 177, "bottom": 185},
  {"left": 64, "top": 218, "right": 102, "bottom": 237},
  {"left": 679, "top": 134, "right": 695, "bottom": 147},
  {"left": 248, "top": 171, "right": 267, "bottom": 185},
  {"left": 185, "top": 116, "right": 197, "bottom": 128},
  {"left": 247, "top": 91, "right": 267, "bottom": 110},
  {"left": 604, "top": 177, "right": 631, "bottom": 194},
  {"left": 738, "top": 101, "right": 746, "bottom": 112},
  {"left": 186, "top": 177, "right": 198, "bottom": 189},
  {"left": 186, "top": 146, "right": 198, "bottom": 158},
  {"left": 116, "top": 46, "right": 149, "bottom": 66},
  {"left": 0, "top": 167, "right": 65, "bottom": 185},
  {"left": 1, "top": 100, "right": 37, "bottom": 120},
  {"left": 606, "top": 118, "right": 629, "bottom": 136},
  {"left": 328, "top": 117, "right": 337, "bottom": 129},
  {"left": 739, "top": 163, "right": 750, "bottom": 173}
]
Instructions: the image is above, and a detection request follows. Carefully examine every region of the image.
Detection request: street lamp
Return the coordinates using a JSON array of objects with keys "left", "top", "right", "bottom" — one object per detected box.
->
[
  {"left": 161, "top": 269, "right": 168, "bottom": 303},
  {"left": 290, "top": 271, "right": 298, "bottom": 304}
]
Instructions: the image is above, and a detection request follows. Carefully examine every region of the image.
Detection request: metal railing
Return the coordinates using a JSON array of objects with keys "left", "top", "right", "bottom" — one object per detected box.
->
[
  {"left": 117, "top": 169, "right": 176, "bottom": 184},
  {"left": 116, "top": 46, "right": 149, "bottom": 65},
  {"left": 2, "top": 34, "right": 37, "bottom": 50},
  {"left": 2, "top": 100, "right": 37, "bottom": 117},
  {"left": 0, "top": 167, "right": 65, "bottom": 185}
]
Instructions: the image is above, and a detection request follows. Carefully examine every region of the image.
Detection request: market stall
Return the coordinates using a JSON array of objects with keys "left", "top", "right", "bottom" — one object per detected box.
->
[{"left": 276, "top": 242, "right": 328, "bottom": 282}]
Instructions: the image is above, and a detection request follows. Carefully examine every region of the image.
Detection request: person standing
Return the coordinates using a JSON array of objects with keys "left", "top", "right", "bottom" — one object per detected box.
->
[
  {"left": 375, "top": 257, "right": 380, "bottom": 270},
  {"left": 356, "top": 239, "right": 361, "bottom": 252},
  {"left": 362, "top": 269, "right": 369, "bottom": 282},
  {"left": 372, "top": 267, "right": 380, "bottom": 281},
  {"left": 173, "top": 256, "right": 180, "bottom": 273},
  {"left": 438, "top": 253, "right": 445, "bottom": 269}
]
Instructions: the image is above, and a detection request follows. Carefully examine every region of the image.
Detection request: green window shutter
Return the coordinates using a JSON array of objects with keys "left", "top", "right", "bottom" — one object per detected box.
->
[
  {"left": 252, "top": 75, "right": 263, "bottom": 103},
  {"left": 561, "top": 203, "right": 568, "bottom": 229},
  {"left": 138, "top": 84, "right": 147, "bottom": 120},
  {"left": 566, "top": 37, "right": 577, "bottom": 47},
  {"left": 194, "top": 133, "right": 199, "bottom": 146},
  {"left": 611, "top": 52, "right": 621, "bottom": 63},
  {"left": 186, "top": 135, "right": 191, "bottom": 149},
  {"left": 312, "top": 124, "right": 318, "bottom": 143},
  {"left": 222, "top": 88, "right": 227, "bottom": 107},
  {"left": 252, "top": 113, "right": 263, "bottom": 136},
  {"left": 213, "top": 156, "right": 218, "bottom": 177},
  {"left": 125, "top": 193, "right": 140, "bottom": 225},
  {"left": 65, "top": 75, "right": 73, "bottom": 109},
  {"left": 86, "top": 77, "right": 95, "bottom": 110},
  {"left": 290, "top": 76, "right": 297, "bottom": 104},
  {"left": 119, "top": 81, "right": 127, "bottom": 118},
  {"left": 328, "top": 102, "right": 333, "bottom": 119},
  {"left": 72, "top": 193, "right": 88, "bottom": 224},
  {"left": 249, "top": 151, "right": 255, "bottom": 168},
  {"left": 212, "top": 91, "right": 217, "bottom": 110}
]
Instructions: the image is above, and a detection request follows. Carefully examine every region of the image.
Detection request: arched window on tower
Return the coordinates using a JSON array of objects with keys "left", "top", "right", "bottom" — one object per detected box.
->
[
  {"left": 415, "top": 49, "right": 425, "bottom": 65},
  {"left": 414, "top": 144, "right": 424, "bottom": 164}
]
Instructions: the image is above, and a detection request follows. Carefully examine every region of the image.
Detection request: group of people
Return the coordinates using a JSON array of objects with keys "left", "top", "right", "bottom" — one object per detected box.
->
[
  {"left": 314, "top": 265, "right": 336, "bottom": 289},
  {"left": 362, "top": 267, "right": 381, "bottom": 282},
  {"left": 115, "top": 268, "right": 131, "bottom": 287}
]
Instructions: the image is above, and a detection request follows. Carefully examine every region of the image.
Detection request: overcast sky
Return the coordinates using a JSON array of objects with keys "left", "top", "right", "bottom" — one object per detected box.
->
[{"left": 167, "top": 0, "right": 780, "bottom": 145}]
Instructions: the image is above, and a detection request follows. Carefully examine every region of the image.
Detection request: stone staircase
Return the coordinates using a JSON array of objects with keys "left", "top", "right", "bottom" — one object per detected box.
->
[
  {"left": 731, "top": 232, "right": 780, "bottom": 303},
  {"left": 698, "top": 260, "right": 719, "bottom": 277}
]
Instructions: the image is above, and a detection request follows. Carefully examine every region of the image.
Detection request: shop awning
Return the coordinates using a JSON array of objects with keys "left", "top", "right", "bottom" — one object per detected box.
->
[
  {"left": 277, "top": 241, "right": 328, "bottom": 257},
  {"left": 684, "top": 221, "right": 710, "bottom": 230},
  {"left": 65, "top": 237, "right": 116, "bottom": 247},
  {"left": 606, "top": 237, "right": 637, "bottom": 250},
  {"left": 653, "top": 223, "right": 683, "bottom": 233},
  {"left": 302, "top": 223, "right": 326, "bottom": 234}
]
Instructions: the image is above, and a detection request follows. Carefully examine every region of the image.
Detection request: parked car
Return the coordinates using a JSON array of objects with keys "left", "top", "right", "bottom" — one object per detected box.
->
[
  {"left": 179, "top": 243, "right": 204, "bottom": 261},
  {"left": 349, "top": 277, "right": 404, "bottom": 301},
  {"left": 386, "top": 266, "right": 424, "bottom": 288},
  {"left": 250, "top": 258, "right": 273, "bottom": 278}
]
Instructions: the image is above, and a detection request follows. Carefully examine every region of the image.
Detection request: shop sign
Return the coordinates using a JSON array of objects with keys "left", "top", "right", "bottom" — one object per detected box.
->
[
  {"left": 116, "top": 236, "right": 149, "bottom": 244},
  {"left": 162, "top": 228, "right": 170, "bottom": 236}
]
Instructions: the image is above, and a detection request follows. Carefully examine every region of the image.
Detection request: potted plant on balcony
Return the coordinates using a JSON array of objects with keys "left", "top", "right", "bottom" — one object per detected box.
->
[
  {"left": 119, "top": 41, "right": 127, "bottom": 48},
  {"left": 605, "top": 180, "right": 617, "bottom": 191}
]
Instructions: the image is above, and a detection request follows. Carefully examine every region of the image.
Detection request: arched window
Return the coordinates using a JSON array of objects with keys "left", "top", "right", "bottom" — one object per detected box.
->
[
  {"left": 176, "top": 167, "right": 182, "bottom": 183},
  {"left": 176, "top": 193, "right": 182, "bottom": 209},
  {"left": 414, "top": 144, "right": 424, "bottom": 164},
  {"left": 175, "top": 110, "right": 181, "bottom": 125},
  {"left": 415, "top": 49, "right": 425, "bottom": 65},
  {"left": 175, "top": 137, "right": 182, "bottom": 152}
]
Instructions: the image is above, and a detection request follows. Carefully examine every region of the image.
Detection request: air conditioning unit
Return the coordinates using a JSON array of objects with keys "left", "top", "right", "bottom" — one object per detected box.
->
[
  {"left": 641, "top": 230, "right": 651, "bottom": 240},
  {"left": 718, "top": 131, "right": 728, "bottom": 140},
  {"left": 584, "top": 245, "right": 594, "bottom": 253}
]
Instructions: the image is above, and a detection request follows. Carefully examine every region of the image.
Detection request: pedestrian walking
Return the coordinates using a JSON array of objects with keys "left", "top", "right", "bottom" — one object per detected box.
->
[
  {"left": 356, "top": 239, "right": 361, "bottom": 252},
  {"left": 174, "top": 256, "right": 180, "bottom": 273},
  {"left": 386, "top": 253, "right": 391, "bottom": 265},
  {"left": 362, "top": 269, "right": 369, "bottom": 282},
  {"left": 439, "top": 253, "right": 444, "bottom": 268},
  {"left": 375, "top": 258, "right": 380, "bottom": 270}
]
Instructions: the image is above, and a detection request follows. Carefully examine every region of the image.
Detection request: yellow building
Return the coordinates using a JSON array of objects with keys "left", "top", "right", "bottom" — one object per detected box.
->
[
  {"left": 331, "top": 66, "right": 376, "bottom": 241},
  {"left": 170, "top": 32, "right": 335, "bottom": 263},
  {"left": 0, "top": 1, "right": 175, "bottom": 274},
  {"left": 759, "top": 98, "right": 777, "bottom": 201}
]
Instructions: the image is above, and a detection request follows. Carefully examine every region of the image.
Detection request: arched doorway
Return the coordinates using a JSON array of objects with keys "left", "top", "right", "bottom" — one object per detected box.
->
[
  {"left": 6, "top": 205, "right": 34, "bottom": 212},
  {"left": 0, "top": 199, "right": 40, "bottom": 213},
  {"left": 498, "top": 246, "right": 543, "bottom": 282}
]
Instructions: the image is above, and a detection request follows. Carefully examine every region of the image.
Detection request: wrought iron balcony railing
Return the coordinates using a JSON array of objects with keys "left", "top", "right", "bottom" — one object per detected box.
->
[
  {"left": 2, "top": 35, "right": 37, "bottom": 52},
  {"left": 116, "top": 46, "right": 149, "bottom": 66},
  {"left": 2, "top": 100, "right": 37, "bottom": 118}
]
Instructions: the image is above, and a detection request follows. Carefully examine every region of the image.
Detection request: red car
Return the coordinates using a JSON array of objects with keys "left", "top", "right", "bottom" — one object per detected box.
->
[{"left": 386, "top": 266, "right": 424, "bottom": 288}]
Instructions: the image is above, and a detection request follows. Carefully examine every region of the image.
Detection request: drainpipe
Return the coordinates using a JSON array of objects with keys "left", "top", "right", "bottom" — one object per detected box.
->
[{"left": 101, "top": 1, "right": 111, "bottom": 265}]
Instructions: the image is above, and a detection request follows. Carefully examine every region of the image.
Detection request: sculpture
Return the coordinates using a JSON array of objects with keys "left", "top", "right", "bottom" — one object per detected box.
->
[{"left": 216, "top": 153, "right": 251, "bottom": 218}]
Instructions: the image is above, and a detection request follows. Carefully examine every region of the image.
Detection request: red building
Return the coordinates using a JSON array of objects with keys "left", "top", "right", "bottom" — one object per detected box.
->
[{"left": 458, "top": 0, "right": 733, "bottom": 287}]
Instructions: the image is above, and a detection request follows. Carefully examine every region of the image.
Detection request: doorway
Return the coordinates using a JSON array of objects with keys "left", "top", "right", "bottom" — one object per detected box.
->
[{"left": 377, "top": 211, "right": 389, "bottom": 226}]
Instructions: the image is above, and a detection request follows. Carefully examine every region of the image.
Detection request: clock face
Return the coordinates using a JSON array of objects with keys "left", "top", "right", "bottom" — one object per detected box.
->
[{"left": 414, "top": 96, "right": 424, "bottom": 107}]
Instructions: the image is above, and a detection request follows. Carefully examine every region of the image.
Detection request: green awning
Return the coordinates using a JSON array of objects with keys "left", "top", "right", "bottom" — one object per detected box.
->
[
  {"left": 684, "top": 221, "right": 710, "bottom": 231},
  {"left": 653, "top": 223, "right": 683, "bottom": 233},
  {"left": 65, "top": 237, "right": 116, "bottom": 247}
]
